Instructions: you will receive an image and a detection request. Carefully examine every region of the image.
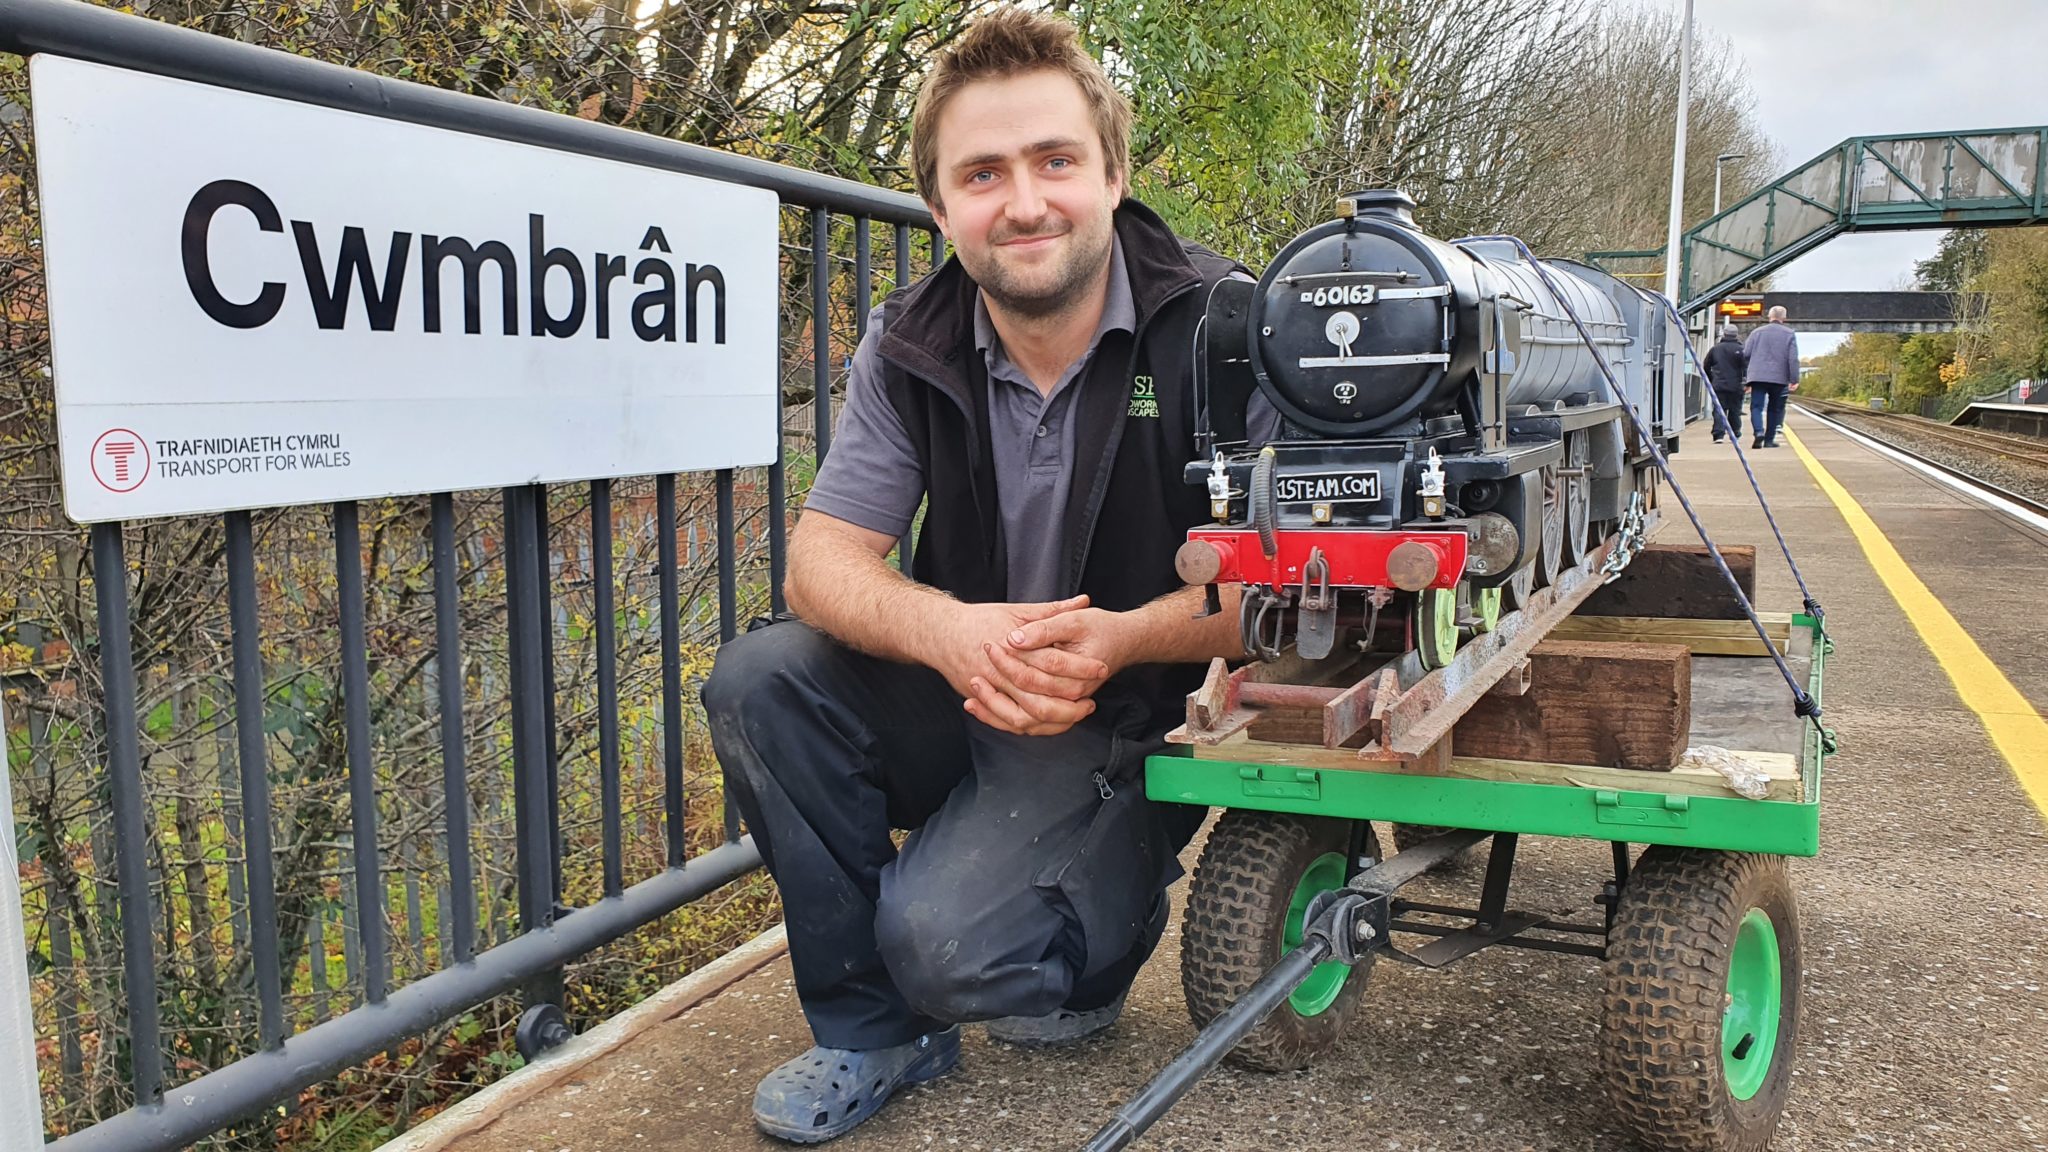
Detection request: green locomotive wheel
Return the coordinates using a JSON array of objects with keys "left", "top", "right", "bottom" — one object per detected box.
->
[
  {"left": 1417, "top": 587, "right": 1458, "bottom": 670},
  {"left": 1181, "top": 811, "right": 1378, "bottom": 1072},
  {"left": 1601, "top": 847, "right": 1802, "bottom": 1152},
  {"left": 1474, "top": 586, "right": 1502, "bottom": 633}
]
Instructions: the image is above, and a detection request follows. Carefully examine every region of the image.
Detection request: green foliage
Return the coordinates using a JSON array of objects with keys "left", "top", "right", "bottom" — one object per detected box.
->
[
  {"left": 1896, "top": 332, "right": 1958, "bottom": 411},
  {"left": 1075, "top": 0, "right": 1352, "bottom": 258},
  {"left": 1914, "top": 228, "right": 1989, "bottom": 294},
  {"left": 1799, "top": 333, "right": 1903, "bottom": 403}
]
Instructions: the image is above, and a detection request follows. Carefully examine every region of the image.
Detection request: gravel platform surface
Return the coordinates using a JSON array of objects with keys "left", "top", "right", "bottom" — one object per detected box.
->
[{"left": 444, "top": 410, "right": 2048, "bottom": 1152}]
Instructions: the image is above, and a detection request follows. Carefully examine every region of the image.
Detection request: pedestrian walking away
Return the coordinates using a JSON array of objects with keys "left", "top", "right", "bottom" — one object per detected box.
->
[
  {"left": 1742, "top": 305, "right": 1800, "bottom": 448},
  {"left": 1702, "top": 326, "right": 1747, "bottom": 442},
  {"left": 702, "top": 6, "right": 1271, "bottom": 1142}
]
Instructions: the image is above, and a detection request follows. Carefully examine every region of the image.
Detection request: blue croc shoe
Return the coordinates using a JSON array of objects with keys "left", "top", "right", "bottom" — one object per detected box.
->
[{"left": 753, "top": 1026, "right": 960, "bottom": 1144}]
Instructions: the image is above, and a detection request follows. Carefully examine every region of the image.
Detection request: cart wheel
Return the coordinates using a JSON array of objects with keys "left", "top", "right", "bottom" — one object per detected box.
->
[
  {"left": 1389, "top": 821, "right": 1474, "bottom": 866},
  {"left": 1601, "top": 847, "right": 1802, "bottom": 1152},
  {"left": 1182, "top": 810, "right": 1378, "bottom": 1072}
]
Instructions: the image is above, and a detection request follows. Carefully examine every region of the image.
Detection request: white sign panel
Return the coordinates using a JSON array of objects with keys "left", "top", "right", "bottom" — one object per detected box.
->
[{"left": 33, "top": 56, "right": 781, "bottom": 522}]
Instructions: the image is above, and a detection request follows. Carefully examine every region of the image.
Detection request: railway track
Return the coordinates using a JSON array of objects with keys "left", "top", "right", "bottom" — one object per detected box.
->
[
  {"left": 1798, "top": 398, "right": 2048, "bottom": 521},
  {"left": 1803, "top": 397, "right": 2048, "bottom": 466}
]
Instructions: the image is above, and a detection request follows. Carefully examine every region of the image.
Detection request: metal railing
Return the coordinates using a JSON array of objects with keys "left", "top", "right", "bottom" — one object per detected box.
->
[{"left": 0, "top": 0, "right": 937, "bottom": 1147}]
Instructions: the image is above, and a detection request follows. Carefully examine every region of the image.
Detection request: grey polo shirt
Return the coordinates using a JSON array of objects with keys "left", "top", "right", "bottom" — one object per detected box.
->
[
  {"left": 807, "top": 240, "right": 1138, "bottom": 604},
  {"left": 806, "top": 244, "right": 1277, "bottom": 604}
]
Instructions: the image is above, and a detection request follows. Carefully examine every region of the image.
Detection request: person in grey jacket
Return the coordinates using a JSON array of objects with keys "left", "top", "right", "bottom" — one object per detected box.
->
[{"left": 1742, "top": 306, "right": 1801, "bottom": 448}]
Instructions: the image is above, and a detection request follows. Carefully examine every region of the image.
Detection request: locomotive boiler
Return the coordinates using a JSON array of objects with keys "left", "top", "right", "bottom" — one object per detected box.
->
[{"left": 1178, "top": 190, "right": 1691, "bottom": 668}]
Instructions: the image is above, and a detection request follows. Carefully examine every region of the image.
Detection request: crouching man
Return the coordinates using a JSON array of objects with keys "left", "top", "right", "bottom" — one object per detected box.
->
[{"left": 702, "top": 6, "right": 1255, "bottom": 1142}]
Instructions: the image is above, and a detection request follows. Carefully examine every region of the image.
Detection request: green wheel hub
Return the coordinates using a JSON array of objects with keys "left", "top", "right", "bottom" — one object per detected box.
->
[
  {"left": 1721, "top": 907, "right": 1783, "bottom": 1100},
  {"left": 1284, "top": 852, "right": 1351, "bottom": 1017},
  {"left": 1474, "top": 587, "right": 1502, "bottom": 633},
  {"left": 1418, "top": 588, "right": 1458, "bottom": 669}
]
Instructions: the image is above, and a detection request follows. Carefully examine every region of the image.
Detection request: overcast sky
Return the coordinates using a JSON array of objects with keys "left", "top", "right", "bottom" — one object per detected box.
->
[{"left": 1660, "top": 0, "right": 2048, "bottom": 351}]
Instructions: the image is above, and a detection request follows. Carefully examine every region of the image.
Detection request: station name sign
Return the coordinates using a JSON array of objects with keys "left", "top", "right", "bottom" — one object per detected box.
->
[{"left": 32, "top": 56, "right": 780, "bottom": 523}]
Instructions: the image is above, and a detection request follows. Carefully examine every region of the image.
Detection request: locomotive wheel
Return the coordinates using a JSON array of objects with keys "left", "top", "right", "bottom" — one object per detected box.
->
[
  {"left": 1562, "top": 432, "right": 1591, "bottom": 565},
  {"left": 1536, "top": 464, "right": 1564, "bottom": 588},
  {"left": 1473, "top": 587, "right": 1502, "bottom": 633},
  {"left": 1416, "top": 588, "right": 1458, "bottom": 670},
  {"left": 1504, "top": 561, "right": 1536, "bottom": 611},
  {"left": 1601, "top": 847, "right": 1803, "bottom": 1152},
  {"left": 1182, "top": 811, "right": 1378, "bottom": 1072}
]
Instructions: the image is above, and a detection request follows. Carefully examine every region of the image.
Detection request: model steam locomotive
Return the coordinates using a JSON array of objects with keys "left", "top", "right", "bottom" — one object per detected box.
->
[{"left": 1177, "top": 190, "right": 1692, "bottom": 669}]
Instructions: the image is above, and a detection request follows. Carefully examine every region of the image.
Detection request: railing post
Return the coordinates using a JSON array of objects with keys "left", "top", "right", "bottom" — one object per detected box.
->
[
  {"left": 503, "top": 485, "right": 565, "bottom": 1010},
  {"left": 0, "top": 688, "right": 48, "bottom": 1150}
]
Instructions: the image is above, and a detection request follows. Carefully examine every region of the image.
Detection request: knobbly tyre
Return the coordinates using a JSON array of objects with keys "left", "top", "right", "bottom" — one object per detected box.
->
[{"left": 1081, "top": 191, "right": 1832, "bottom": 1152}]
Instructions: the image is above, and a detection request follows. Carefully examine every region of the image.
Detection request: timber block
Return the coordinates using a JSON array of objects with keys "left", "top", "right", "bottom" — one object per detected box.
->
[
  {"left": 1578, "top": 542, "right": 1756, "bottom": 619},
  {"left": 1451, "top": 639, "right": 1691, "bottom": 770}
]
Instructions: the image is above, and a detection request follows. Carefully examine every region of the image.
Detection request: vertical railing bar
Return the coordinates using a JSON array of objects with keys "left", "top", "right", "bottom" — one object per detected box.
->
[
  {"left": 854, "top": 215, "right": 872, "bottom": 337},
  {"left": 503, "top": 486, "right": 563, "bottom": 1008},
  {"left": 812, "top": 207, "right": 833, "bottom": 461},
  {"left": 430, "top": 493, "right": 477, "bottom": 963},
  {"left": 90, "top": 522, "right": 162, "bottom": 1106},
  {"left": 309, "top": 908, "right": 330, "bottom": 1021},
  {"left": 334, "top": 500, "right": 388, "bottom": 1004},
  {"left": 895, "top": 221, "right": 919, "bottom": 571},
  {"left": 225, "top": 510, "right": 286, "bottom": 1048},
  {"left": 530, "top": 488, "right": 563, "bottom": 905},
  {"left": 716, "top": 469, "right": 740, "bottom": 844},
  {"left": 591, "top": 479, "right": 625, "bottom": 898},
  {"left": 768, "top": 441, "right": 788, "bottom": 619},
  {"left": 403, "top": 833, "right": 424, "bottom": 971},
  {"left": 211, "top": 702, "right": 249, "bottom": 961},
  {"left": 657, "top": 474, "right": 686, "bottom": 867},
  {"left": 339, "top": 848, "right": 361, "bottom": 999}
]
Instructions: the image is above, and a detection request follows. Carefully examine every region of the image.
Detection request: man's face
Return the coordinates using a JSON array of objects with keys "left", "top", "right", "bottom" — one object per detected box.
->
[{"left": 927, "top": 69, "right": 1123, "bottom": 320}]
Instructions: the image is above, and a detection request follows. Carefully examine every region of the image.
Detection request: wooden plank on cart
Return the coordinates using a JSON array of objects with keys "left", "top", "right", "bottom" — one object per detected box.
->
[
  {"left": 1550, "top": 612, "right": 1790, "bottom": 656},
  {"left": 1451, "top": 640, "right": 1692, "bottom": 769},
  {"left": 1190, "top": 735, "right": 1801, "bottom": 801},
  {"left": 1578, "top": 543, "right": 1757, "bottom": 619}
]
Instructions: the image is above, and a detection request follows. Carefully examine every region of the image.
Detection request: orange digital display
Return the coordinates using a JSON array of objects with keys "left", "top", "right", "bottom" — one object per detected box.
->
[{"left": 1717, "top": 298, "right": 1765, "bottom": 318}]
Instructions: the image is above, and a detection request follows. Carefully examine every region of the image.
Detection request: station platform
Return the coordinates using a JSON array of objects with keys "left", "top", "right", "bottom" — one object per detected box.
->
[{"left": 392, "top": 408, "right": 2048, "bottom": 1152}]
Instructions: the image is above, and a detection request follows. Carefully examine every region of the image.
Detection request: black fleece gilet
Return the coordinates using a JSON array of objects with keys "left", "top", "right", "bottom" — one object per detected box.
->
[{"left": 874, "top": 200, "right": 1245, "bottom": 734}]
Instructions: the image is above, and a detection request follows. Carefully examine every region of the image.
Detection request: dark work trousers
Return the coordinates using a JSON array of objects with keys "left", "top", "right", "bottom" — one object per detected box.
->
[
  {"left": 1750, "top": 382, "right": 1789, "bottom": 442},
  {"left": 1712, "top": 386, "right": 1745, "bottom": 440},
  {"left": 704, "top": 620, "right": 1205, "bottom": 1051}
]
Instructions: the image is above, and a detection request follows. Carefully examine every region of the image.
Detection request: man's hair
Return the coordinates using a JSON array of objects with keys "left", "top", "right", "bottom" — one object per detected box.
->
[
  {"left": 909, "top": 6, "right": 1132, "bottom": 207},
  {"left": 1768, "top": 305, "right": 1788, "bottom": 322}
]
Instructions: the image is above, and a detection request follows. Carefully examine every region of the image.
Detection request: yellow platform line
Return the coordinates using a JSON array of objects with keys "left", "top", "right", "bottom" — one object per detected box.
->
[{"left": 1785, "top": 425, "right": 2048, "bottom": 820}]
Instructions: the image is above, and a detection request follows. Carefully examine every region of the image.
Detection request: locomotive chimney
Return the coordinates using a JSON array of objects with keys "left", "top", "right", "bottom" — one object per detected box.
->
[{"left": 1337, "top": 188, "right": 1417, "bottom": 225}]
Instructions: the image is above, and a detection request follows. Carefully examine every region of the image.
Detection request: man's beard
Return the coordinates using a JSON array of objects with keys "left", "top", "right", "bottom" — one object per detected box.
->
[{"left": 962, "top": 210, "right": 1116, "bottom": 321}]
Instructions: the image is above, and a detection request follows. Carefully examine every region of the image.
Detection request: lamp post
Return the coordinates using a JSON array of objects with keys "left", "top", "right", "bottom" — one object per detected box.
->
[
  {"left": 1713, "top": 151, "right": 1745, "bottom": 337},
  {"left": 1660, "top": 0, "right": 1694, "bottom": 305}
]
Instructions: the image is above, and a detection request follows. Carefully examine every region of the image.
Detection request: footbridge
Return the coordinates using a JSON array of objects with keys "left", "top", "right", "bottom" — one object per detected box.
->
[
  {"left": 1679, "top": 127, "right": 2048, "bottom": 315},
  {"left": 1722, "top": 291, "right": 1980, "bottom": 334}
]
